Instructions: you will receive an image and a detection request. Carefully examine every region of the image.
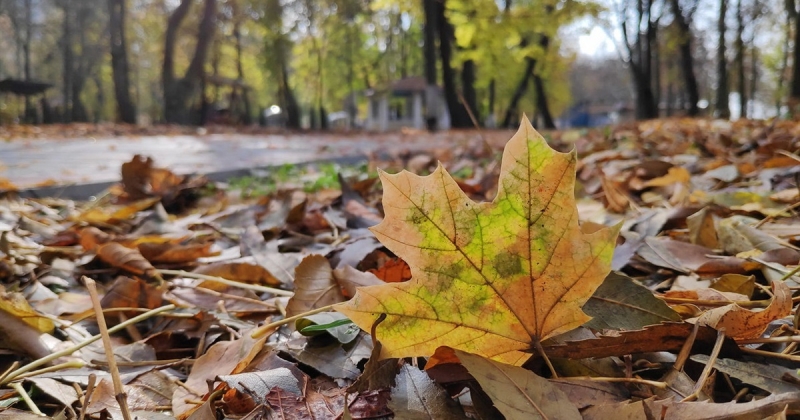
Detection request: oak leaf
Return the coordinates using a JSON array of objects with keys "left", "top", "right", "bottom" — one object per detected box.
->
[{"left": 336, "top": 117, "right": 619, "bottom": 365}]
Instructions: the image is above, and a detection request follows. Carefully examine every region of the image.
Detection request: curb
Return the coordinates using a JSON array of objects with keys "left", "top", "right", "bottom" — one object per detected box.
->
[{"left": 14, "top": 154, "right": 370, "bottom": 200}]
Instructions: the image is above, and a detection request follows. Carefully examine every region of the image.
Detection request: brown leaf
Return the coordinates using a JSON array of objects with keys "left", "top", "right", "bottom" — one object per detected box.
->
[
  {"left": 96, "top": 242, "right": 157, "bottom": 277},
  {"left": 286, "top": 255, "right": 346, "bottom": 318},
  {"left": 696, "top": 280, "right": 792, "bottom": 339},
  {"left": 193, "top": 262, "right": 282, "bottom": 291},
  {"left": 138, "top": 241, "right": 217, "bottom": 264}
]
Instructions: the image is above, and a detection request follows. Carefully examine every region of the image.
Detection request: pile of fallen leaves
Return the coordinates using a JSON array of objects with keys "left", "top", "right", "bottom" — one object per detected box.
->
[{"left": 2, "top": 117, "right": 800, "bottom": 418}]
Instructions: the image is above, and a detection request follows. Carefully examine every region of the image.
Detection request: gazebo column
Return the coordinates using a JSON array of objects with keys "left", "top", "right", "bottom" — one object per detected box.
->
[
  {"left": 412, "top": 93, "right": 423, "bottom": 129},
  {"left": 378, "top": 95, "right": 389, "bottom": 132}
]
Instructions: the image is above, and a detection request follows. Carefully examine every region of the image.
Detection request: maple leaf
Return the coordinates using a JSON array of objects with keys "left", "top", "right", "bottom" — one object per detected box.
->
[{"left": 336, "top": 117, "right": 620, "bottom": 365}]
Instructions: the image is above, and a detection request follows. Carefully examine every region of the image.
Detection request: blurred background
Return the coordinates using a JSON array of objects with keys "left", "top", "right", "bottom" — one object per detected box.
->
[{"left": 0, "top": 0, "right": 790, "bottom": 130}]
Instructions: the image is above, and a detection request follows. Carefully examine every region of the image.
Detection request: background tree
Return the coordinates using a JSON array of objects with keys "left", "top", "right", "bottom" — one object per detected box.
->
[
  {"left": 617, "top": 0, "right": 660, "bottom": 120},
  {"left": 667, "top": 0, "right": 699, "bottom": 116},
  {"left": 162, "top": 0, "right": 217, "bottom": 124},
  {"left": 716, "top": 0, "right": 730, "bottom": 118},
  {"left": 108, "top": 0, "right": 136, "bottom": 123}
]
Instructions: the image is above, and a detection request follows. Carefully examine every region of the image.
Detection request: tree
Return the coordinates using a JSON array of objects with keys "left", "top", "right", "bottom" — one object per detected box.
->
[
  {"left": 423, "top": 0, "right": 439, "bottom": 130},
  {"left": 436, "top": 0, "right": 470, "bottom": 128},
  {"left": 618, "top": 0, "right": 660, "bottom": 120},
  {"left": 668, "top": 0, "right": 700, "bottom": 116},
  {"left": 788, "top": 0, "right": 800, "bottom": 115},
  {"left": 162, "top": 0, "right": 217, "bottom": 124},
  {"left": 716, "top": 0, "right": 730, "bottom": 118},
  {"left": 108, "top": 0, "right": 137, "bottom": 123}
]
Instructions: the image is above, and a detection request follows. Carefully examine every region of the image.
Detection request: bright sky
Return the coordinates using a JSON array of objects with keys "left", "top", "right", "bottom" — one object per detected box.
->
[{"left": 578, "top": 26, "right": 617, "bottom": 57}]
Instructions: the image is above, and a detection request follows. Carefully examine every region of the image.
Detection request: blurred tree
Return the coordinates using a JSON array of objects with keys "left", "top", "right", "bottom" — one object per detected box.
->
[
  {"left": 163, "top": 0, "right": 217, "bottom": 124},
  {"left": 716, "top": 0, "right": 730, "bottom": 118},
  {"left": 617, "top": 0, "right": 659, "bottom": 119},
  {"left": 108, "top": 0, "right": 137, "bottom": 123},
  {"left": 667, "top": 0, "right": 699, "bottom": 116}
]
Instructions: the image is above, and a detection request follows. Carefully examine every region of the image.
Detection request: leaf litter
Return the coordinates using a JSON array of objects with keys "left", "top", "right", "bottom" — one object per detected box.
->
[{"left": 2, "top": 117, "right": 800, "bottom": 417}]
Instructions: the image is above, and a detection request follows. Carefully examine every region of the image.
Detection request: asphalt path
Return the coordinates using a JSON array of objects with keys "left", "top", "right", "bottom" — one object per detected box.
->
[{"left": 0, "top": 130, "right": 501, "bottom": 197}]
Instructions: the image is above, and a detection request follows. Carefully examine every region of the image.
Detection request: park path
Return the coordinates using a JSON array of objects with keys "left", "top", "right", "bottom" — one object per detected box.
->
[{"left": 0, "top": 131, "right": 504, "bottom": 189}]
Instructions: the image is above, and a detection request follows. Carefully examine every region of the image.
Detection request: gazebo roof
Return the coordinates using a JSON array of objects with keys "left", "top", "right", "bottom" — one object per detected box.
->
[{"left": 0, "top": 78, "right": 53, "bottom": 96}]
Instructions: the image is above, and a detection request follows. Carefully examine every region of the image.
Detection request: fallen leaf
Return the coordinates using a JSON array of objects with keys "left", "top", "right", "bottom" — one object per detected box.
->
[
  {"left": 337, "top": 118, "right": 619, "bottom": 365},
  {"left": 455, "top": 349, "right": 581, "bottom": 420},
  {"left": 194, "top": 262, "right": 282, "bottom": 290},
  {"left": 696, "top": 280, "right": 792, "bottom": 339},
  {"left": 286, "top": 255, "right": 345, "bottom": 317},
  {"left": 388, "top": 364, "right": 469, "bottom": 420},
  {"left": 583, "top": 272, "right": 681, "bottom": 330},
  {"left": 96, "top": 242, "right": 157, "bottom": 278},
  {"left": 691, "top": 355, "right": 800, "bottom": 394}
]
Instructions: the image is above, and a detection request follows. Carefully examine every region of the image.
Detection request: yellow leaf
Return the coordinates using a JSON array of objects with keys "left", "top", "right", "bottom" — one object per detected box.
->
[{"left": 336, "top": 117, "right": 620, "bottom": 365}]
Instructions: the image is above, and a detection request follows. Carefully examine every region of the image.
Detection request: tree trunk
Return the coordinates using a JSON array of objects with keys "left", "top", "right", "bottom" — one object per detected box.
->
[
  {"left": 279, "top": 63, "right": 301, "bottom": 129},
  {"left": 163, "top": 0, "right": 217, "bottom": 124},
  {"left": 423, "top": 0, "right": 438, "bottom": 131},
  {"left": 62, "top": 0, "right": 73, "bottom": 122},
  {"left": 668, "top": 0, "right": 699, "bottom": 116},
  {"left": 716, "top": 0, "right": 730, "bottom": 118},
  {"left": 436, "top": 0, "right": 470, "bottom": 128},
  {"left": 532, "top": 35, "right": 555, "bottom": 129},
  {"left": 461, "top": 59, "right": 478, "bottom": 125},
  {"left": 108, "top": 0, "right": 137, "bottom": 123},
  {"left": 23, "top": 0, "right": 33, "bottom": 122},
  {"left": 790, "top": 0, "right": 800, "bottom": 114},
  {"left": 735, "top": 0, "right": 746, "bottom": 118},
  {"left": 501, "top": 56, "right": 536, "bottom": 128}
]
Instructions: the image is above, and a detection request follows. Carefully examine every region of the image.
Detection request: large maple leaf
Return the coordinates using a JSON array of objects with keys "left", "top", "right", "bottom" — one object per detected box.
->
[{"left": 336, "top": 117, "right": 620, "bottom": 365}]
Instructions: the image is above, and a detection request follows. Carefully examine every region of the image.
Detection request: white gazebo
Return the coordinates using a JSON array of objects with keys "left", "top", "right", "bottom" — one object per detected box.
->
[{"left": 364, "top": 76, "right": 449, "bottom": 131}]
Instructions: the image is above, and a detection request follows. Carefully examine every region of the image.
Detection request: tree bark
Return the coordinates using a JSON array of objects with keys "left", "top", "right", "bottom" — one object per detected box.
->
[
  {"left": 423, "top": 0, "right": 438, "bottom": 131},
  {"left": 461, "top": 59, "right": 478, "bottom": 125},
  {"left": 436, "top": 0, "right": 470, "bottom": 128},
  {"left": 108, "top": 0, "right": 137, "bottom": 123},
  {"left": 790, "top": 0, "right": 800, "bottom": 114},
  {"left": 668, "top": 0, "right": 699, "bottom": 116},
  {"left": 621, "top": 0, "right": 659, "bottom": 119},
  {"left": 163, "top": 0, "right": 217, "bottom": 124},
  {"left": 734, "top": 0, "right": 746, "bottom": 118},
  {"left": 62, "top": 0, "right": 73, "bottom": 122},
  {"left": 501, "top": 56, "right": 536, "bottom": 128},
  {"left": 716, "top": 0, "right": 730, "bottom": 118},
  {"left": 532, "top": 35, "right": 555, "bottom": 129}
]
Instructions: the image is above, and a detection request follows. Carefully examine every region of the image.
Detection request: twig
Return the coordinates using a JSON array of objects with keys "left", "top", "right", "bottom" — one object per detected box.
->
[
  {"left": 674, "top": 322, "right": 700, "bottom": 372},
  {"left": 251, "top": 303, "right": 340, "bottom": 338},
  {"left": 737, "top": 335, "right": 800, "bottom": 344},
  {"left": 13, "top": 361, "right": 85, "bottom": 381},
  {"left": 10, "top": 382, "right": 42, "bottom": 415},
  {"left": 456, "top": 89, "right": 494, "bottom": 156},
  {"left": 739, "top": 346, "right": 800, "bottom": 362},
  {"left": 682, "top": 329, "right": 726, "bottom": 402},
  {"left": 79, "top": 374, "right": 97, "bottom": 420},
  {"left": 569, "top": 376, "right": 668, "bottom": 389},
  {"left": 0, "top": 304, "right": 176, "bottom": 386},
  {"left": 658, "top": 296, "right": 769, "bottom": 308},
  {"left": 85, "top": 277, "right": 132, "bottom": 420},
  {"left": 534, "top": 340, "right": 558, "bottom": 379},
  {"left": 0, "top": 361, "right": 19, "bottom": 385},
  {"left": 157, "top": 269, "right": 294, "bottom": 297}
]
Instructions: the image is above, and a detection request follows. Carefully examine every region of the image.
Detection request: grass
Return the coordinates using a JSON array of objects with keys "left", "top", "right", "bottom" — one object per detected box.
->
[{"left": 226, "top": 161, "right": 372, "bottom": 198}]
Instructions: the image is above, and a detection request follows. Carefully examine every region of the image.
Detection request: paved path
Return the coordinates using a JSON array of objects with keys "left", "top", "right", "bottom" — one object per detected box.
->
[{"left": 0, "top": 131, "right": 504, "bottom": 191}]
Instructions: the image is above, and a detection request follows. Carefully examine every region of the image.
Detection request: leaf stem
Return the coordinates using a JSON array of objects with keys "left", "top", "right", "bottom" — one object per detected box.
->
[
  {"left": 0, "top": 304, "right": 176, "bottom": 386},
  {"left": 157, "top": 269, "right": 295, "bottom": 297},
  {"left": 569, "top": 376, "right": 668, "bottom": 390},
  {"left": 251, "top": 303, "right": 341, "bottom": 338},
  {"left": 10, "top": 382, "right": 42, "bottom": 415},
  {"left": 534, "top": 340, "right": 558, "bottom": 379}
]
